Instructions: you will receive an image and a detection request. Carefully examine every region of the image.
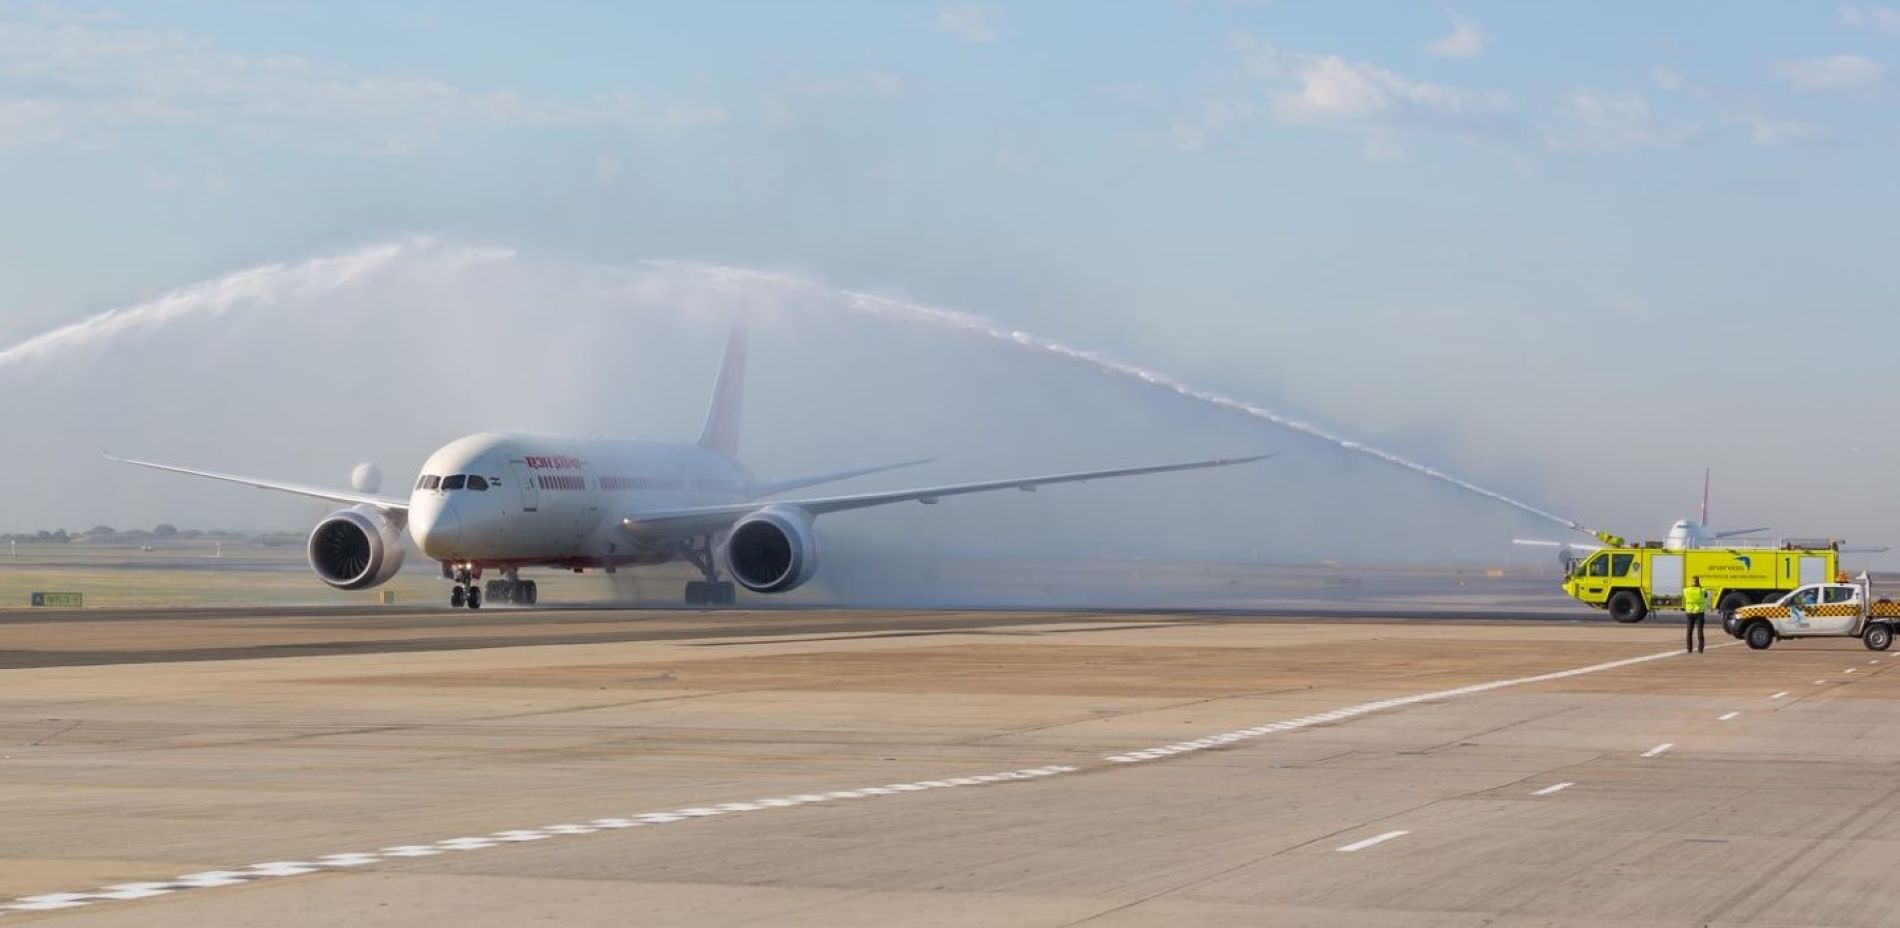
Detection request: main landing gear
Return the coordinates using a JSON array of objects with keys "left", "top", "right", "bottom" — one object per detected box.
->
[
  {"left": 678, "top": 535, "right": 736, "bottom": 607},
  {"left": 484, "top": 571, "right": 539, "bottom": 606},
  {"left": 444, "top": 564, "right": 540, "bottom": 609}
]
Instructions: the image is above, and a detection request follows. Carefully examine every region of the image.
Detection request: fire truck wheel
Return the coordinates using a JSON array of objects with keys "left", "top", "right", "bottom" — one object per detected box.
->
[
  {"left": 1717, "top": 592, "right": 1751, "bottom": 615},
  {"left": 1864, "top": 624, "right": 1893, "bottom": 652},
  {"left": 1744, "top": 622, "right": 1774, "bottom": 650},
  {"left": 1607, "top": 591, "right": 1647, "bottom": 624}
]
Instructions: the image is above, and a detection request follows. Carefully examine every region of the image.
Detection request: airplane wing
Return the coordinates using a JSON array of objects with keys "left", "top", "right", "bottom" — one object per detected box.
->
[
  {"left": 105, "top": 453, "right": 409, "bottom": 512},
  {"left": 622, "top": 454, "right": 1274, "bottom": 539},
  {"left": 1841, "top": 544, "right": 1892, "bottom": 554},
  {"left": 1712, "top": 526, "right": 1771, "bottom": 539},
  {"left": 747, "top": 458, "right": 933, "bottom": 499}
]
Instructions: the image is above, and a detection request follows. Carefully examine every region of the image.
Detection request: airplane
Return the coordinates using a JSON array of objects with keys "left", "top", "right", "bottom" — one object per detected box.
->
[
  {"left": 1512, "top": 469, "right": 1883, "bottom": 564},
  {"left": 108, "top": 328, "right": 1269, "bottom": 609},
  {"left": 1513, "top": 470, "right": 1770, "bottom": 564}
]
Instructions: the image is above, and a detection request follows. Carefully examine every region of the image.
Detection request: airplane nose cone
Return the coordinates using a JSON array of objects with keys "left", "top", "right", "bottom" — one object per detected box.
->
[{"left": 412, "top": 500, "right": 462, "bottom": 558}]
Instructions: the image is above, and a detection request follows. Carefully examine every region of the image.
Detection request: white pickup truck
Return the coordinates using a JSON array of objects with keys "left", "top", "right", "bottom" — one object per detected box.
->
[{"left": 1726, "top": 575, "right": 1900, "bottom": 651}]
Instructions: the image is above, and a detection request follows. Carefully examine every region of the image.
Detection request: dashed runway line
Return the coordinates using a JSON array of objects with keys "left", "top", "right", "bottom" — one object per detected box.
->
[
  {"left": 1642, "top": 743, "right": 1675, "bottom": 758},
  {"left": 1531, "top": 782, "right": 1574, "bottom": 796},
  {"left": 1337, "top": 831, "right": 1411, "bottom": 853},
  {"left": 1718, "top": 712, "right": 1740, "bottom": 721},
  {"left": 0, "top": 647, "right": 1684, "bottom": 919},
  {"left": 0, "top": 765, "right": 1075, "bottom": 918},
  {"left": 1770, "top": 691, "right": 1790, "bottom": 699}
]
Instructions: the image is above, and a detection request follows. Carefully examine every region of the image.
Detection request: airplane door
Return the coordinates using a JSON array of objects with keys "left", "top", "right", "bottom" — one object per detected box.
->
[{"left": 510, "top": 460, "right": 539, "bottom": 512}]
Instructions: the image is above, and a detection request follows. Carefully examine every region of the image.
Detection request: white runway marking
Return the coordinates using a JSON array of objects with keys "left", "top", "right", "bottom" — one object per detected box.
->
[
  {"left": 1845, "top": 668, "right": 1856, "bottom": 674},
  {"left": 1642, "top": 743, "right": 1674, "bottom": 758},
  {"left": 1770, "top": 691, "right": 1790, "bottom": 699},
  {"left": 1106, "top": 649, "right": 1682, "bottom": 764},
  {"left": 1531, "top": 782, "right": 1574, "bottom": 796},
  {"left": 0, "top": 647, "right": 1685, "bottom": 919},
  {"left": 1718, "top": 712, "right": 1739, "bottom": 721},
  {"left": 1815, "top": 680, "right": 1828, "bottom": 685},
  {"left": 1337, "top": 831, "right": 1411, "bottom": 852}
]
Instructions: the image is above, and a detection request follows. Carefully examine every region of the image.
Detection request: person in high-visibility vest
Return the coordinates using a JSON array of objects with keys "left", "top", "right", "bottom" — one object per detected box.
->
[{"left": 1682, "top": 576, "right": 1709, "bottom": 654}]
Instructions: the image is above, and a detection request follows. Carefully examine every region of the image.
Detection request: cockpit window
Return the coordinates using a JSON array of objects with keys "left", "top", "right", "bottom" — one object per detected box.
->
[
  {"left": 441, "top": 475, "right": 467, "bottom": 491},
  {"left": 419, "top": 475, "right": 441, "bottom": 490},
  {"left": 467, "top": 475, "right": 489, "bottom": 491}
]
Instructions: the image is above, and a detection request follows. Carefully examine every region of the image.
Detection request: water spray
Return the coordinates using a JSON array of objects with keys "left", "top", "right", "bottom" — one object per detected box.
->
[{"left": 648, "top": 260, "right": 1596, "bottom": 538}]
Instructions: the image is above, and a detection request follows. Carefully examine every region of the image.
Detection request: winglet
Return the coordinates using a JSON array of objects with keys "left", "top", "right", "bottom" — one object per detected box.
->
[{"left": 697, "top": 325, "right": 747, "bottom": 457}]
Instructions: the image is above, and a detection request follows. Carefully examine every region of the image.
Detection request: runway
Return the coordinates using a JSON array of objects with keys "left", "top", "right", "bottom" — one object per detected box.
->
[{"left": 5, "top": 605, "right": 1899, "bottom": 926}]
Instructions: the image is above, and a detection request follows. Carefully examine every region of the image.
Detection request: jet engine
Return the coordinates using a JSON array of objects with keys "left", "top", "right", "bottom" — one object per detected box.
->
[
  {"left": 307, "top": 505, "right": 407, "bottom": 590},
  {"left": 724, "top": 505, "right": 818, "bottom": 593}
]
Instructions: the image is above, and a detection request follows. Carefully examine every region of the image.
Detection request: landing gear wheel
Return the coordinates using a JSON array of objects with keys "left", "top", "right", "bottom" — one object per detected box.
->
[
  {"left": 685, "top": 581, "right": 708, "bottom": 606},
  {"left": 450, "top": 586, "right": 466, "bottom": 608},
  {"left": 1607, "top": 590, "right": 1648, "bottom": 624},
  {"left": 466, "top": 586, "right": 482, "bottom": 610},
  {"left": 715, "top": 581, "right": 736, "bottom": 605},
  {"left": 1745, "top": 622, "right": 1774, "bottom": 650},
  {"left": 484, "top": 580, "right": 502, "bottom": 601},
  {"left": 523, "top": 581, "right": 538, "bottom": 606},
  {"left": 1864, "top": 624, "right": 1893, "bottom": 652}
]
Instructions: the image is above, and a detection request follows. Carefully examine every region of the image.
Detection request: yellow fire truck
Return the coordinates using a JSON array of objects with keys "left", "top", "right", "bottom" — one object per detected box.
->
[{"left": 1561, "top": 542, "right": 1840, "bottom": 623}]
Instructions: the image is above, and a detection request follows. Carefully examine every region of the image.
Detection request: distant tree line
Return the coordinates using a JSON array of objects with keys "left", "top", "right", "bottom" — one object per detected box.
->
[{"left": 1, "top": 526, "right": 304, "bottom": 547}]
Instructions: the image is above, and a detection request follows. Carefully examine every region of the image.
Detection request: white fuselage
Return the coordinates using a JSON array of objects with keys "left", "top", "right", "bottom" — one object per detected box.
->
[{"left": 407, "top": 433, "right": 752, "bottom": 569}]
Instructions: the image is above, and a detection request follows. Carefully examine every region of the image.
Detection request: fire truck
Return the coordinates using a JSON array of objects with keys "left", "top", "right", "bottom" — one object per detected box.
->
[{"left": 1560, "top": 541, "right": 1840, "bottom": 623}]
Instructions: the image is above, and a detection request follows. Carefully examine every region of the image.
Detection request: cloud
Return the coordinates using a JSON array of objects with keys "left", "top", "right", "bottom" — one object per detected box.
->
[
  {"left": 0, "top": 17, "right": 724, "bottom": 152},
  {"left": 759, "top": 71, "right": 905, "bottom": 128},
  {"left": 1651, "top": 68, "right": 1687, "bottom": 92},
  {"left": 1548, "top": 92, "right": 1695, "bottom": 151},
  {"left": 1250, "top": 46, "right": 1510, "bottom": 129},
  {"left": 936, "top": 5, "right": 997, "bottom": 44},
  {"left": 1842, "top": 5, "right": 1900, "bottom": 34},
  {"left": 1774, "top": 54, "right": 1884, "bottom": 89},
  {"left": 1168, "top": 100, "right": 1248, "bottom": 151},
  {"left": 1745, "top": 116, "right": 1817, "bottom": 145},
  {"left": 1426, "top": 21, "right": 1484, "bottom": 59},
  {"left": 1177, "top": 41, "right": 1507, "bottom": 159}
]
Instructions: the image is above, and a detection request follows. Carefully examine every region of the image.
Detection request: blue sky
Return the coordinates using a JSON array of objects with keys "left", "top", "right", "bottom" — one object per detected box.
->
[{"left": 2, "top": 1, "right": 1898, "bottom": 548}]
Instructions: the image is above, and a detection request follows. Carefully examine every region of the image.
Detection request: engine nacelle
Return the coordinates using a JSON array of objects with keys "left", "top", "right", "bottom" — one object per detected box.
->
[
  {"left": 307, "top": 505, "right": 407, "bottom": 590},
  {"left": 724, "top": 505, "right": 818, "bottom": 593}
]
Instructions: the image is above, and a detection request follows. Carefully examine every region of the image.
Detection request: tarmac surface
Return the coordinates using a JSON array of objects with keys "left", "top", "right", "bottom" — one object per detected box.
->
[{"left": 4, "top": 604, "right": 1899, "bottom": 926}]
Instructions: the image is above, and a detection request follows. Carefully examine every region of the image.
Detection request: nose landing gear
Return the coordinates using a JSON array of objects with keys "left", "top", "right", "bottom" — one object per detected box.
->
[{"left": 445, "top": 564, "right": 484, "bottom": 610}]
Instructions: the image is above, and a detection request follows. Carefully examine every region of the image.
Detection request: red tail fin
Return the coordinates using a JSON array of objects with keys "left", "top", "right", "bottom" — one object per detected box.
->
[{"left": 697, "top": 326, "right": 747, "bottom": 457}]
